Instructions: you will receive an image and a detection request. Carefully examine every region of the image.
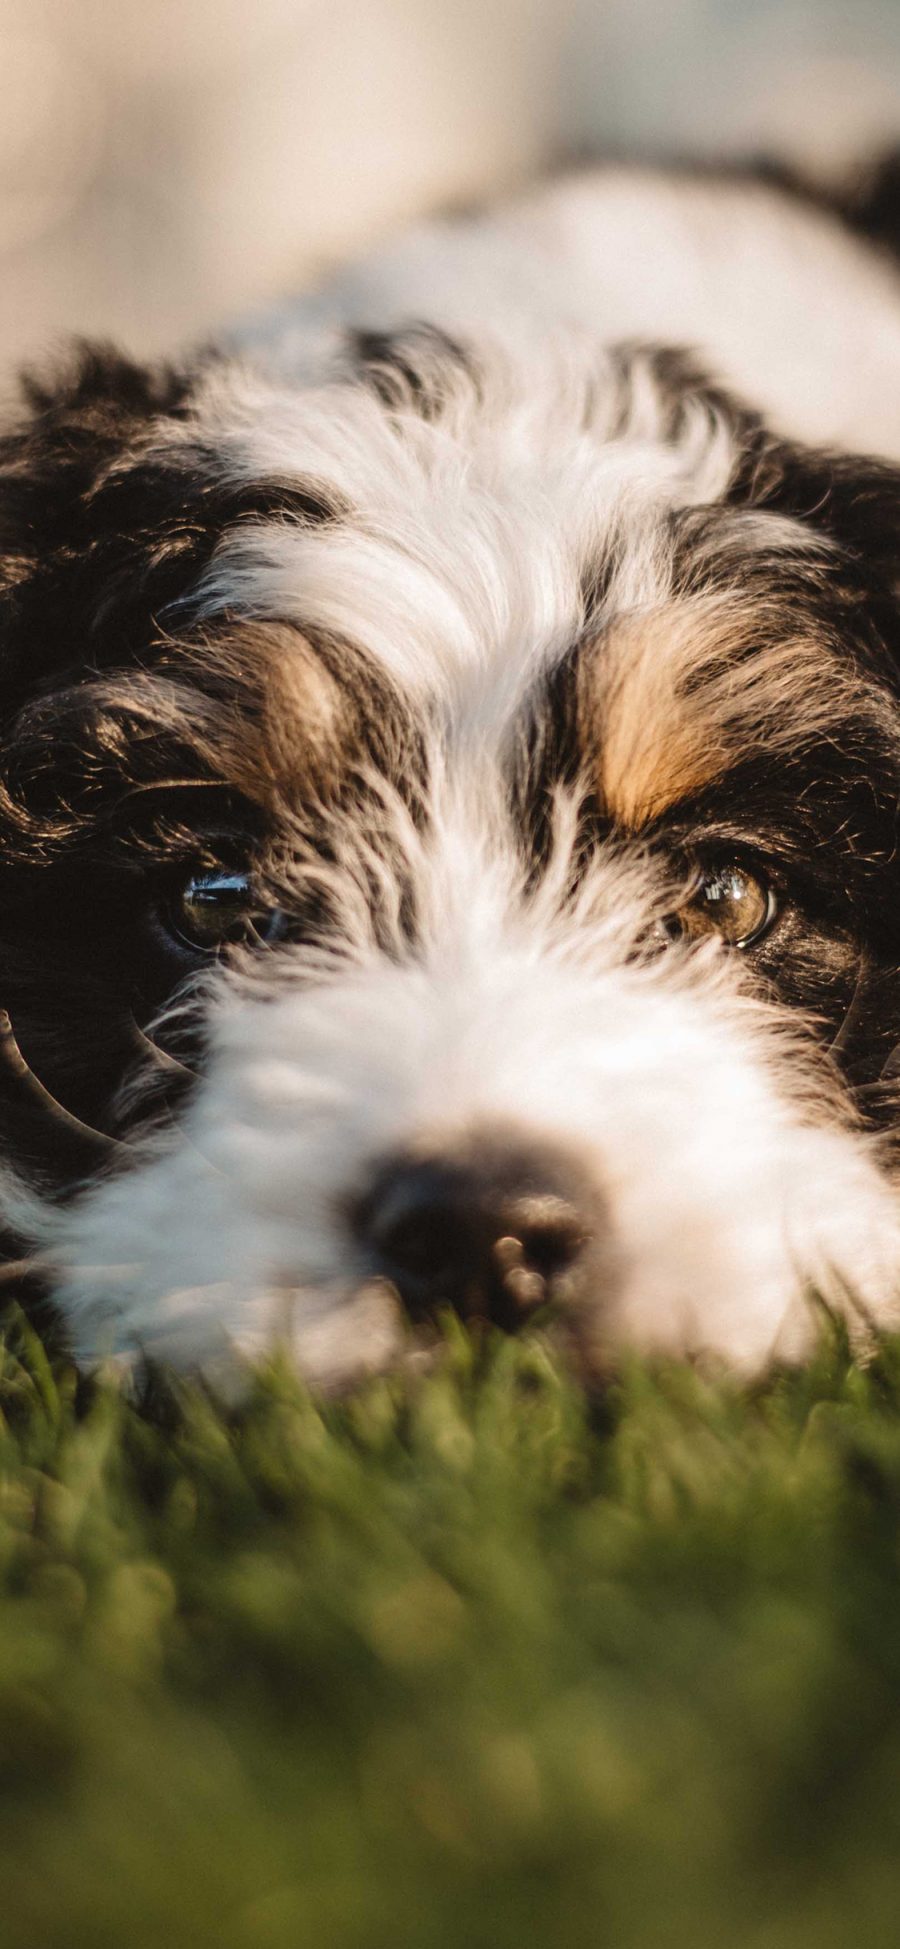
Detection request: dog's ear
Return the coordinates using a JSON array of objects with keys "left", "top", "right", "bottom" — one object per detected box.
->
[
  {"left": 835, "top": 146, "right": 900, "bottom": 260},
  {"left": 0, "top": 340, "right": 345, "bottom": 710},
  {"left": 0, "top": 341, "right": 202, "bottom": 703}
]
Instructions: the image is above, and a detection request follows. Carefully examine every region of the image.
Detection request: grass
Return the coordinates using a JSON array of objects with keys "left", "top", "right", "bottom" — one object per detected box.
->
[{"left": 3, "top": 1314, "right": 900, "bottom": 1947}]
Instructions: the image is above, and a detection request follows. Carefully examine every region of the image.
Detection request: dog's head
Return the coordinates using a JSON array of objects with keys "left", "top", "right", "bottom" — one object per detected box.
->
[{"left": 3, "top": 327, "right": 900, "bottom": 1382}]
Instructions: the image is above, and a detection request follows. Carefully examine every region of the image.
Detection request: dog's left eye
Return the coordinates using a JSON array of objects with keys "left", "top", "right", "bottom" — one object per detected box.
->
[
  {"left": 673, "top": 861, "right": 776, "bottom": 949},
  {"left": 168, "top": 868, "right": 286, "bottom": 953}
]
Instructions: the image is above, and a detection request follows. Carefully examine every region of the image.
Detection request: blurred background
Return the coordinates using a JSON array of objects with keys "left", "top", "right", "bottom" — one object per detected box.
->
[{"left": 0, "top": 0, "right": 899, "bottom": 379}]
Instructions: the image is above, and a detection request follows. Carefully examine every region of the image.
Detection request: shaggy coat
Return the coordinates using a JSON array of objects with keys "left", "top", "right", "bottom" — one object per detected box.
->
[{"left": 5, "top": 162, "right": 900, "bottom": 1383}]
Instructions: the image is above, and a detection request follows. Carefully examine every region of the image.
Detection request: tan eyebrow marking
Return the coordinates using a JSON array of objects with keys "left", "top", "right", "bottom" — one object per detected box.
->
[{"left": 586, "top": 594, "right": 858, "bottom": 830}]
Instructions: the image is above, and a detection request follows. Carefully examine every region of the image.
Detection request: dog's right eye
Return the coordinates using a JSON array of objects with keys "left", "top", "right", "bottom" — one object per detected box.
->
[
  {"left": 167, "top": 867, "right": 286, "bottom": 954},
  {"left": 671, "top": 858, "right": 777, "bottom": 950}
]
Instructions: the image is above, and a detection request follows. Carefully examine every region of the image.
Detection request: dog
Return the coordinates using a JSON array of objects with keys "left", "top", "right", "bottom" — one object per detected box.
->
[{"left": 4, "top": 159, "right": 900, "bottom": 1386}]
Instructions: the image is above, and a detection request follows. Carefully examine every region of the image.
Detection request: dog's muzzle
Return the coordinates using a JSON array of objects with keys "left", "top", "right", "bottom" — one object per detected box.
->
[{"left": 355, "top": 1127, "right": 611, "bottom": 1329}]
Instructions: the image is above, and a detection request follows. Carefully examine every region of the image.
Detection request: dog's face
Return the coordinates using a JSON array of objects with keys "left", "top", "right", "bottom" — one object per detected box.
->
[{"left": 4, "top": 328, "right": 900, "bottom": 1382}]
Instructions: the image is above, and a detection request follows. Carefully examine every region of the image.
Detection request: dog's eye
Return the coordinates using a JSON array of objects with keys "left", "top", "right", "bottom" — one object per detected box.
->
[
  {"left": 168, "top": 868, "right": 285, "bottom": 953},
  {"left": 673, "top": 861, "right": 776, "bottom": 949}
]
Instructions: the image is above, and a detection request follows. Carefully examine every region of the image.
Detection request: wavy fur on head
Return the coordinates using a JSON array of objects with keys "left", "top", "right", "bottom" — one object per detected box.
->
[{"left": 6, "top": 160, "right": 900, "bottom": 1384}]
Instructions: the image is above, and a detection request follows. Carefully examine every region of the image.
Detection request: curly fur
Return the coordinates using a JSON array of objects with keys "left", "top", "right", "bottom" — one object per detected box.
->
[{"left": 5, "top": 160, "right": 900, "bottom": 1383}]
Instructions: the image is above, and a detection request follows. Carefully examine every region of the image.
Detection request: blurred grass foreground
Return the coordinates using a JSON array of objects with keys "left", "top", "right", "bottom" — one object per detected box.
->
[{"left": 3, "top": 1320, "right": 900, "bottom": 1946}]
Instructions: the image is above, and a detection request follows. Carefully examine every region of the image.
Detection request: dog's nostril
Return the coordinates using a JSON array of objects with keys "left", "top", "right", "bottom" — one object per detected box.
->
[
  {"left": 357, "top": 1137, "right": 598, "bottom": 1330},
  {"left": 374, "top": 1194, "right": 463, "bottom": 1285},
  {"left": 508, "top": 1197, "right": 589, "bottom": 1278}
]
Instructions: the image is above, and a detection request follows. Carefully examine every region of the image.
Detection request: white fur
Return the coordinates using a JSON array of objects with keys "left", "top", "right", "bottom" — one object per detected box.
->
[
  {"left": 170, "top": 330, "right": 738, "bottom": 719},
  {"left": 238, "top": 167, "right": 900, "bottom": 459}
]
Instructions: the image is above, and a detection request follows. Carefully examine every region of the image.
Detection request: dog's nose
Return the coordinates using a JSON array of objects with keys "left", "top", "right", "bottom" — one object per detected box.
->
[{"left": 357, "top": 1131, "right": 601, "bottom": 1329}]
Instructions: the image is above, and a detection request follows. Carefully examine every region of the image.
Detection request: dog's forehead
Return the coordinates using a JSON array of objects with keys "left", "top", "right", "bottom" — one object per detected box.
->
[
  {"left": 6, "top": 329, "right": 889, "bottom": 852},
  {"left": 145, "top": 336, "right": 859, "bottom": 824}
]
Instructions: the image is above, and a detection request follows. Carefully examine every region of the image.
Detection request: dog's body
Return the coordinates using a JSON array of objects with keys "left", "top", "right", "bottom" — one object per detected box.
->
[{"left": 5, "top": 162, "right": 900, "bottom": 1382}]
